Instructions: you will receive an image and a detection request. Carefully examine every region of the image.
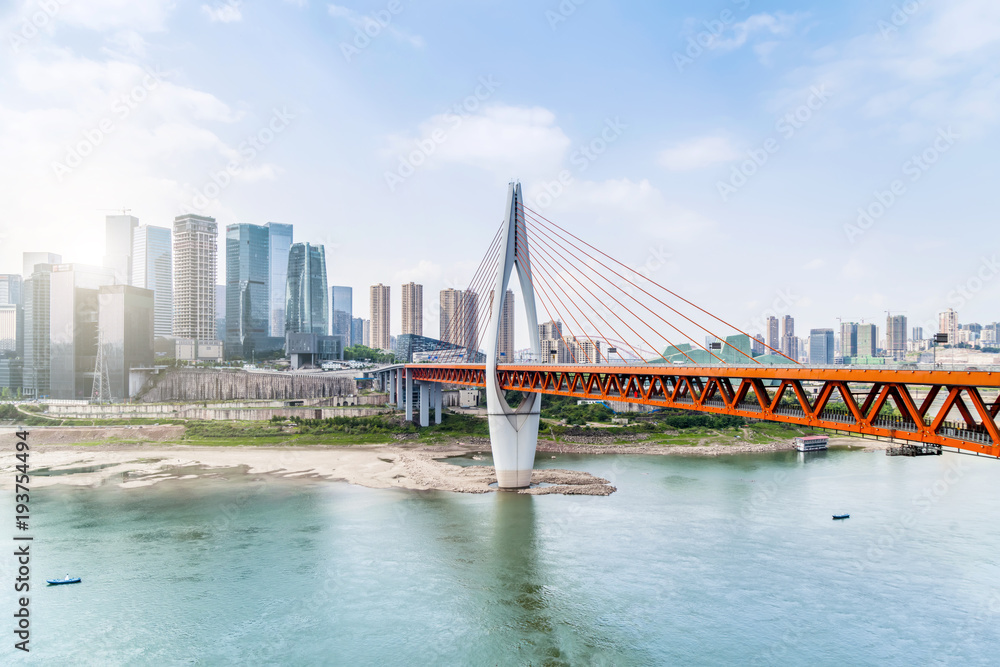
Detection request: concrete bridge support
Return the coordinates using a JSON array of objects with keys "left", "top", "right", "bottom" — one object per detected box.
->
[
  {"left": 485, "top": 182, "right": 542, "bottom": 489},
  {"left": 405, "top": 367, "right": 413, "bottom": 422},
  {"left": 419, "top": 382, "right": 430, "bottom": 427}
]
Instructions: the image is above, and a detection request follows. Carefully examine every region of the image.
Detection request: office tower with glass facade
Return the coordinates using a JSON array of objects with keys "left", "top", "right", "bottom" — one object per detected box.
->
[
  {"left": 173, "top": 214, "right": 218, "bottom": 341},
  {"left": 285, "top": 243, "right": 328, "bottom": 336},
  {"left": 226, "top": 223, "right": 271, "bottom": 356},
  {"left": 49, "top": 264, "right": 117, "bottom": 399},
  {"left": 369, "top": 283, "right": 391, "bottom": 351},
  {"left": 98, "top": 285, "right": 155, "bottom": 400},
  {"left": 912, "top": 327, "right": 924, "bottom": 341},
  {"left": 809, "top": 328, "right": 834, "bottom": 365},
  {"left": 23, "top": 252, "right": 61, "bottom": 280},
  {"left": 103, "top": 214, "right": 138, "bottom": 285},
  {"left": 331, "top": 286, "right": 353, "bottom": 341},
  {"left": 401, "top": 282, "right": 423, "bottom": 336},
  {"left": 0, "top": 274, "right": 22, "bottom": 306},
  {"left": 0, "top": 305, "right": 21, "bottom": 355},
  {"left": 351, "top": 317, "right": 364, "bottom": 348},
  {"left": 267, "top": 222, "right": 293, "bottom": 337},
  {"left": 886, "top": 314, "right": 907, "bottom": 357},
  {"left": 131, "top": 225, "right": 172, "bottom": 338}
]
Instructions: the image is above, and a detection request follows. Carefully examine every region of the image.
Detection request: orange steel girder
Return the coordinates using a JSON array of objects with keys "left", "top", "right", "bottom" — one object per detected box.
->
[{"left": 407, "top": 364, "right": 1000, "bottom": 458}]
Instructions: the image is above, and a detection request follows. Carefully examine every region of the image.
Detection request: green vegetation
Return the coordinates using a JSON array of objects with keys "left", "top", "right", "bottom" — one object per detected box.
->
[{"left": 344, "top": 345, "right": 396, "bottom": 364}]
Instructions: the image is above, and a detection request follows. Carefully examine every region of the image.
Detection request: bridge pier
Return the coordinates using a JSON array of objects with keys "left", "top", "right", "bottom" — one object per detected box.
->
[
  {"left": 396, "top": 368, "right": 404, "bottom": 410},
  {"left": 485, "top": 182, "right": 542, "bottom": 489},
  {"left": 419, "top": 382, "right": 430, "bottom": 428},
  {"left": 434, "top": 384, "right": 442, "bottom": 425},
  {"left": 405, "top": 368, "right": 413, "bottom": 422}
]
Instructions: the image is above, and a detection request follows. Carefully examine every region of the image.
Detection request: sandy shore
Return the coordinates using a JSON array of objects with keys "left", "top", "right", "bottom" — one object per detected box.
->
[{"left": 0, "top": 426, "right": 881, "bottom": 496}]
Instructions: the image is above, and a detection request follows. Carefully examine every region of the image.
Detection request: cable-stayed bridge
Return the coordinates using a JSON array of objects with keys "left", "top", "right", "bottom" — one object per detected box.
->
[{"left": 374, "top": 183, "right": 1000, "bottom": 487}]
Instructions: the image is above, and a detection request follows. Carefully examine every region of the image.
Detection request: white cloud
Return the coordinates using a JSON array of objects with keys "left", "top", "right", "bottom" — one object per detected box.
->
[
  {"left": 709, "top": 12, "right": 801, "bottom": 52},
  {"left": 386, "top": 105, "right": 571, "bottom": 179},
  {"left": 328, "top": 4, "right": 423, "bottom": 48},
  {"left": 658, "top": 135, "right": 740, "bottom": 171},
  {"left": 202, "top": 2, "right": 242, "bottom": 24},
  {"left": 51, "top": 0, "right": 175, "bottom": 33}
]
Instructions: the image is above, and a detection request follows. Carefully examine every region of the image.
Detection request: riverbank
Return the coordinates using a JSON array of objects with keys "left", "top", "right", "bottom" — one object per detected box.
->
[{"left": 0, "top": 425, "right": 881, "bottom": 496}]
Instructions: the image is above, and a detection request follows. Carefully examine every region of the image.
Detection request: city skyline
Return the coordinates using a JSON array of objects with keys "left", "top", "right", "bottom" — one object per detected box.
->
[{"left": 4, "top": 1, "right": 1000, "bottom": 349}]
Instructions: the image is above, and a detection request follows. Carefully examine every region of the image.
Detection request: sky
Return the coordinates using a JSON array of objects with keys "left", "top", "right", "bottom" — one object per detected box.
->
[{"left": 1, "top": 0, "right": 999, "bottom": 349}]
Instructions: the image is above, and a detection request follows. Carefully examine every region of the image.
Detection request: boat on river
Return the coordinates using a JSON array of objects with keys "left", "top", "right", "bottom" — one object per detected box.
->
[{"left": 47, "top": 576, "right": 81, "bottom": 585}]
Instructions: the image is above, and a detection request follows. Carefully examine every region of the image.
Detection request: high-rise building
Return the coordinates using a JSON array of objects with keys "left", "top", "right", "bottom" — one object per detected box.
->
[
  {"left": 0, "top": 305, "right": 21, "bottom": 356},
  {"left": 226, "top": 223, "right": 271, "bottom": 355},
  {"left": 840, "top": 322, "right": 858, "bottom": 358},
  {"left": 886, "top": 314, "right": 907, "bottom": 357},
  {"left": 570, "top": 337, "right": 602, "bottom": 364},
  {"left": 0, "top": 274, "right": 23, "bottom": 306},
  {"left": 351, "top": 316, "right": 364, "bottom": 348},
  {"left": 103, "top": 214, "right": 138, "bottom": 285},
  {"left": 912, "top": 326, "right": 924, "bottom": 341},
  {"left": 751, "top": 334, "right": 765, "bottom": 356},
  {"left": 215, "top": 285, "right": 226, "bottom": 344},
  {"left": 369, "top": 283, "right": 391, "bottom": 351},
  {"left": 401, "top": 282, "right": 423, "bottom": 336},
  {"left": 131, "top": 225, "right": 172, "bottom": 338},
  {"left": 285, "top": 243, "right": 328, "bottom": 336},
  {"left": 331, "top": 286, "right": 353, "bottom": 341},
  {"left": 496, "top": 289, "right": 514, "bottom": 362},
  {"left": 539, "top": 320, "right": 570, "bottom": 363},
  {"left": 98, "top": 285, "right": 154, "bottom": 400},
  {"left": 49, "top": 264, "right": 117, "bottom": 399},
  {"left": 23, "top": 252, "right": 61, "bottom": 280},
  {"left": 781, "top": 315, "right": 795, "bottom": 358},
  {"left": 363, "top": 319, "right": 371, "bottom": 347},
  {"left": 809, "top": 328, "right": 834, "bottom": 365},
  {"left": 766, "top": 316, "right": 780, "bottom": 353},
  {"left": 857, "top": 323, "right": 877, "bottom": 357},
  {"left": 173, "top": 214, "right": 218, "bottom": 341},
  {"left": 939, "top": 309, "right": 958, "bottom": 344},
  {"left": 22, "top": 263, "right": 54, "bottom": 398},
  {"left": 266, "top": 222, "right": 293, "bottom": 337},
  {"left": 440, "top": 288, "right": 479, "bottom": 355}
]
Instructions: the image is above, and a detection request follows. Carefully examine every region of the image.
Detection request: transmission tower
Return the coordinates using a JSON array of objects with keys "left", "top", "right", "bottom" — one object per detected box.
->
[{"left": 91, "top": 330, "right": 112, "bottom": 403}]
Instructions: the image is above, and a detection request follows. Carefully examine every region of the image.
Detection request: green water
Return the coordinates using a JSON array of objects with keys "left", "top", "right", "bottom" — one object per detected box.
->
[{"left": 3, "top": 449, "right": 1000, "bottom": 665}]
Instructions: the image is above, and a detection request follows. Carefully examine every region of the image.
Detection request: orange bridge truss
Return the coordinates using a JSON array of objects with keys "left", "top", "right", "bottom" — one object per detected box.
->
[{"left": 407, "top": 364, "right": 1000, "bottom": 458}]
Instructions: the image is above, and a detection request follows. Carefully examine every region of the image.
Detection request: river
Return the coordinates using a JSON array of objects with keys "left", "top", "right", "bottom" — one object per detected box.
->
[{"left": 4, "top": 448, "right": 1000, "bottom": 665}]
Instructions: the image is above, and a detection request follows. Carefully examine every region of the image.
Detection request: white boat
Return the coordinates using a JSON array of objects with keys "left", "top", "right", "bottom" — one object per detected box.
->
[{"left": 794, "top": 435, "right": 829, "bottom": 452}]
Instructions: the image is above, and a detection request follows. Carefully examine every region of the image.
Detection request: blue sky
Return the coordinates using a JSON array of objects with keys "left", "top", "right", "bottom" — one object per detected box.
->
[{"left": 1, "top": 0, "right": 998, "bottom": 346}]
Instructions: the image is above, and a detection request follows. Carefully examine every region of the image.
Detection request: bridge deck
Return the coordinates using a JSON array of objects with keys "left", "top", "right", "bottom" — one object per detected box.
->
[{"left": 400, "top": 363, "right": 1000, "bottom": 458}]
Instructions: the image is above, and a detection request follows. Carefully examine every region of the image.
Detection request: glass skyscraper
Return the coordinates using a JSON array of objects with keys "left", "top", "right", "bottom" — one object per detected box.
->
[
  {"left": 226, "top": 224, "right": 271, "bottom": 355},
  {"left": 331, "top": 286, "right": 352, "bottom": 342},
  {"left": 131, "top": 225, "right": 172, "bottom": 338},
  {"left": 103, "top": 214, "right": 138, "bottom": 285},
  {"left": 48, "top": 264, "right": 116, "bottom": 399},
  {"left": 285, "top": 243, "right": 328, "bottom": 336},
  {"left": 267, "top": 223, "right": 293, "bottom": 337}
]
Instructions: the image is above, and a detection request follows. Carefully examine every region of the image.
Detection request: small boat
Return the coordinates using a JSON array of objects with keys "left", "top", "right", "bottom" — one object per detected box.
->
[
  {"left": 47, "top": 577, "right": 81, "bottom": 585},
  {"left": 832, "top": 514, "right": 850, "bottom": 520}
]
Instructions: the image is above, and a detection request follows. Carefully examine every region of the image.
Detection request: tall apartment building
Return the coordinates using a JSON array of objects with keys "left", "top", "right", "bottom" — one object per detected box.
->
[
  {"left": 266, "top": 223, "right": 293, "bottom": 337},
  {"left": 766, "top": 316, "right": 780, "bottom": 353},
  {"left": 440, "top": 288, "right": 479, "bottom": 354},
  {"left": 840, "top": 322, "right": 858, "bottom": 358},
  {"left": 331, "top": 286, "right": 353, "bottom": 342},
  {"left": 912, "top": 326, "right": 924, "bottom": 341},
  {"left": 401, "top": 282, "right": 423, "bottom": 336},
  {"left": 285, "top": 243, "right": 328, "bottom": 336},
  {"left": 370, "top": 284, "right": 391, "bottom": 351},
  {"left": 22, "top": 263, "right": 54, "bottom": 398},
  {"left": 539, "top": 320, "right": 570, "bottom": 363},
  {"left": 886, "top": 314, "right": 907, "bottom": 357},
  {"left": 103, "top": 214, "right": 138, "bottom": 285},
  {"left": 809, "top": 328, "right": 834, "bottom": 365},
  {"left": 363, "top": 319, "right": 371, "bottom": 347},
  {"left": 173, "top": 214, "right": 218, "bottom": 341},
  {"left": 857, "top": 323, "right": 877, "bottom": 357},
  {"left": 751, "top": 334, "right": 765, "bottom": 356},
  {"left": 131, "top": 225, "right": 172, "bottom": 338},
  {"left": 939, "top": 308, "right": 958, "bottom": 344},
  {"left": 781, "top": 315, "right": 796, "bottom": 358},
  {"left": 495, "top": 289, "right": 514, "bottom": 362}
]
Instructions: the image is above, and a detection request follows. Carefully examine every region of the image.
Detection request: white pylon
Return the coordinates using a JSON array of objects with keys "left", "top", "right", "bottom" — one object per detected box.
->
[{"left": 484, "top": 181, "right": 542, "bottom": 489}]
